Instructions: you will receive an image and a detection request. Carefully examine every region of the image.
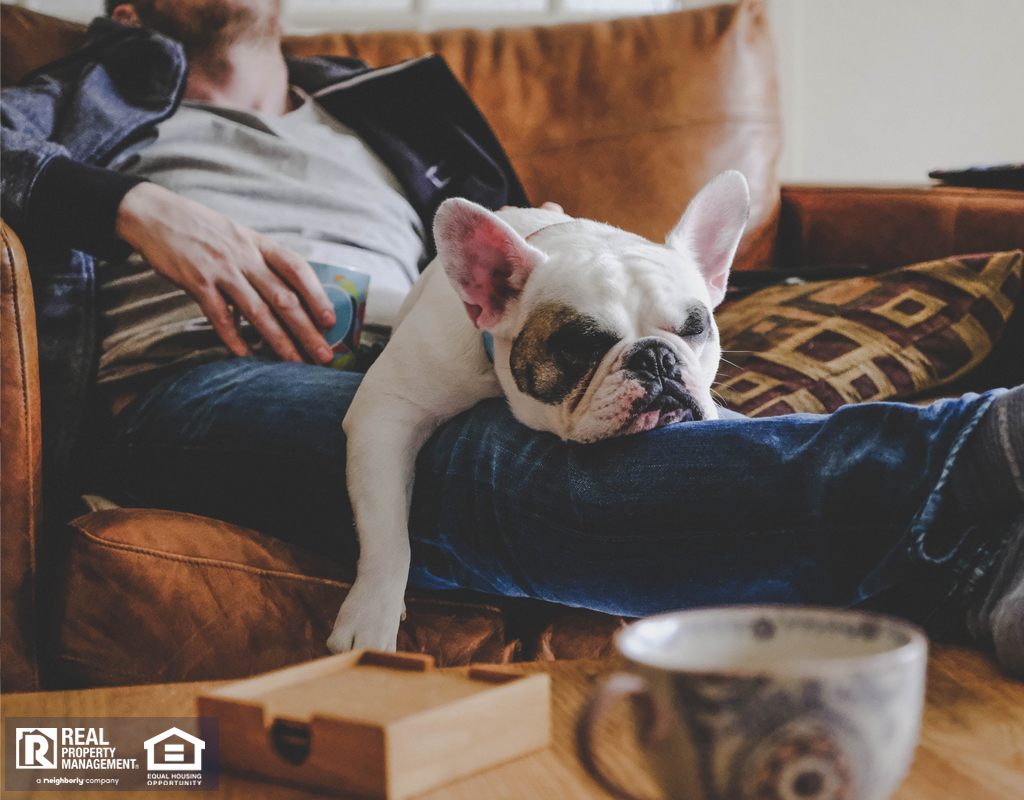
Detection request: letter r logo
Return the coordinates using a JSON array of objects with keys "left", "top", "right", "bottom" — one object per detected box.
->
[{"left": 16, "top": 728, "right": 58, "bottom": 768}]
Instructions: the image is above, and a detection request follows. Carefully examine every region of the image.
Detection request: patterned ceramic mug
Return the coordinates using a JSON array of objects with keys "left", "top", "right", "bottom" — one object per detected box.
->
[{"left": 577, "top": 606, "right": 928, "bottom": 800}]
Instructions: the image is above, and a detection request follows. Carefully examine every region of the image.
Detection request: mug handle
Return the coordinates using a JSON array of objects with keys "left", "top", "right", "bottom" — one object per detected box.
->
[{"left": 576, "top": 672, "right": 669, "bottom": 800}]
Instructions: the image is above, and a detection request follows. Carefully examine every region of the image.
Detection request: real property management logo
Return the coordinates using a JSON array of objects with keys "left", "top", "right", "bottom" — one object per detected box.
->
[
  {"left": 6, "top": 718, "right": 219, "bottom": 792},
  {"left": 16, "top": 728, "right": 58, "bottom": 769},
  {"left": 15, "top": 725, "right": 137, "bottom": 772}
]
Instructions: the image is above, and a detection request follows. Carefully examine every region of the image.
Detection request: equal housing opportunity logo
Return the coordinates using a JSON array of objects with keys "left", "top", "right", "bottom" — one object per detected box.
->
[
  {"left": 145, "top": 728, "right": 206, "bottom": 771},
  {"left": 5, "top": 718, "right": 218, "bottom": 792}
]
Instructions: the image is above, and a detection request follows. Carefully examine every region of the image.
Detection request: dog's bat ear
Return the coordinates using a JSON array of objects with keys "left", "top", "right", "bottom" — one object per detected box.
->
[
  {"left": 666, "top": 170, "right": 750, "bottom": 308},
  {"left": 433, "top": 198, "right": 546, "bottom": 330}
]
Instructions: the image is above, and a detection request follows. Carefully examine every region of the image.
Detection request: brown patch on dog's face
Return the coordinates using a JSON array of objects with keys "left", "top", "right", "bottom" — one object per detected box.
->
[{"left": 510, "top": 303, "right": 619, "bottom": 405}]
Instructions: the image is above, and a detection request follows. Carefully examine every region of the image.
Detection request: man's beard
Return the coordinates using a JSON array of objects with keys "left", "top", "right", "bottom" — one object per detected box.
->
[{"left": 132, "top": 0, "right": 281, "bottom": 71}]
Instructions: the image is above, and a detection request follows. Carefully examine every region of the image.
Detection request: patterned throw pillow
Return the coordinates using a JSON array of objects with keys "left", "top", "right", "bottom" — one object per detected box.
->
[{"left": 714, "top": 250, "right": 1023, "bottom": 417}]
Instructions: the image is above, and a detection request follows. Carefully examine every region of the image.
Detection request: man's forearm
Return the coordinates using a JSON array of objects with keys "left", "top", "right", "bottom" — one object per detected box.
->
[
  {"left": 0, "top": 114, "right": 144, "bottom": 260},
  {"left": 22, "top": 155, "right": 146, "bottom": 259}
]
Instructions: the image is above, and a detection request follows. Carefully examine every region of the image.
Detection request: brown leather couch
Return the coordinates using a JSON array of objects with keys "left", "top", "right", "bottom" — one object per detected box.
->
[{"left": 3, "top": 1, "right": 1023, "bottom": 693}]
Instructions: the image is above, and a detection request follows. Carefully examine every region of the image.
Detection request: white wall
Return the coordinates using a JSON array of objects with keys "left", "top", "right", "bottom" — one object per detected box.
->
[
  {"left": 770, "top": 0, "right": 1024, "bottom": 184},
  {"left": 16, "top": 0, "right": 1024, "bottom": 185}
]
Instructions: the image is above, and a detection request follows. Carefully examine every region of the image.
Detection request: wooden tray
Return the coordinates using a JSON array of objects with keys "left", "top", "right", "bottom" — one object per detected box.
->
[{"left": 197, "top": 650, "right": 551, "bottom": 799}]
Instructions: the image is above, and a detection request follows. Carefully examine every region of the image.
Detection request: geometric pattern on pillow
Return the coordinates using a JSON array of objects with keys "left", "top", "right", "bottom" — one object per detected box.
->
[{"left": 714, "top": 250, "right": 1023, "bottom": 416}]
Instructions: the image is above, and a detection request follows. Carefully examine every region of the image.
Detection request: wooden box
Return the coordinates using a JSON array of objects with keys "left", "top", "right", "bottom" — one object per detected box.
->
[{"left": 196, "top": 650, "right": 551, "bottom": 799}]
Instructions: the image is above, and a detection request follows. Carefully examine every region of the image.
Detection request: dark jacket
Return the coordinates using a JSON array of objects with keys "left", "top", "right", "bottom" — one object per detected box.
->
[{"left": 0, "top": 18, "right": 528, "bottom": 495}]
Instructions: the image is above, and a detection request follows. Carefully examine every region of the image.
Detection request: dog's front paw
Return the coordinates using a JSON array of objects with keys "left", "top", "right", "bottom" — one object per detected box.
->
[{"left": 327, "top": 578, "right": 405, "bottom": 654}]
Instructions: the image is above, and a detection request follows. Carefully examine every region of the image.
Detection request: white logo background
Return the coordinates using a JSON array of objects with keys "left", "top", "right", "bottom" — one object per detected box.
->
[{"left": 15, "top": 728, "right": 58, "bottom": 769}]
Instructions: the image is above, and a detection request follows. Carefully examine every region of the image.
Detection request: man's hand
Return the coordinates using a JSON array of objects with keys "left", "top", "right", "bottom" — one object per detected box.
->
[
  {"left": 500, "top": 202, "right": 564, "bottom": 214},
  {"left": 116, "top": 182, "right": 336, "bottom": 364}
]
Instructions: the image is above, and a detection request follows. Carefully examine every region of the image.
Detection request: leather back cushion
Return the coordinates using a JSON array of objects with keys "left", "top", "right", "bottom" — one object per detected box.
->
[
  {"left": 1, "top": 1, "right": 781, "bottom": 270},
  {"left": 0, "top": 4, "right": 88, "bottom": 87},
  {"left": 282, "top": 1, "right": 781, "bottom": 270}
]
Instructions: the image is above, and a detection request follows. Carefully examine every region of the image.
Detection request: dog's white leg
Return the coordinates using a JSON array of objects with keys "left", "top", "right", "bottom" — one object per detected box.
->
[
  {"left": 328, "top": 209, "right": 532, "bottom": 653},
  {"left": 327, "top": 391, "right": 445, "bottom": 654},
  {"left": 327, "top": 273, "right": 500, "bottom": 653}
]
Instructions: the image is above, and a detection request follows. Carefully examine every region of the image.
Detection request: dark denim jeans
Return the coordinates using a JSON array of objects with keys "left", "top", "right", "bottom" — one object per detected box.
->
[{"left": 100, "top": 357, "right": 1009, "bottom": 637}]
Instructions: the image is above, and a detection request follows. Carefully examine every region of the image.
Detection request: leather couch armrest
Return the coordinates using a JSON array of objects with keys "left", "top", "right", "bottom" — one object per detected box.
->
[
  {"left": 1, "top": 219, "right": 43, "bottom": 692},
  {"left": 777, "top": 184, "right": 1024, "bottom": 271}
]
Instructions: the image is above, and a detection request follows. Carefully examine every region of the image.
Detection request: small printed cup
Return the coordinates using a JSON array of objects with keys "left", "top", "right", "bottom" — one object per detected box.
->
[
  {"left": 309, "top": 262, "right": 369, "bottom": 370},
  {"left": 577, "top": 606, "right": 927, "bottom": 800}
]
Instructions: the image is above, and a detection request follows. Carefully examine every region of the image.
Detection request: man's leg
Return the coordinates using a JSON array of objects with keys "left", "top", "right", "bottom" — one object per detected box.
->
[
  {"left": 101, "top": 358, "right": 1011, "bottom": 644},
  {"left": 407, "top": 391, "right": 1009, "bottom": 627},
  {"left": 99, "top": 357, "right": 364, "bottom": 567},
  {"left": 956, "top": 386, "right": 1024, "bottom": 674}
]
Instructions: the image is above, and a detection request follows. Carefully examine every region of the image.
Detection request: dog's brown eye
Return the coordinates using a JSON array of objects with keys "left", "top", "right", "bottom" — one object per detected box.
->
[
  {"left": 678, "top": 305, "right": 711, "bottom": 340},
  {"left": 549, "top": 325, "right": 617, "bottom": 365},
  {"left": 512, "top": 305, "right": 619, "bottom": 405},
  {"left": 552, "top": 333, "right": 588, "bottom": 363}
]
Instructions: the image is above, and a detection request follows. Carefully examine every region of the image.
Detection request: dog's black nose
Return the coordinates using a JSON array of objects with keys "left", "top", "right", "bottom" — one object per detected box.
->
[
  {"left": 624, "top": 340, "right": 681, "bottom": 381},
  {"left": 623, "top": 338, "right": 702, "bottom": 422}
]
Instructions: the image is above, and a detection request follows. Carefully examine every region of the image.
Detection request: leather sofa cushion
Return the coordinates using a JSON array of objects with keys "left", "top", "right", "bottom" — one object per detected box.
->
[{"left": 53, "top": 509, "right": 621, "bottom": 686}]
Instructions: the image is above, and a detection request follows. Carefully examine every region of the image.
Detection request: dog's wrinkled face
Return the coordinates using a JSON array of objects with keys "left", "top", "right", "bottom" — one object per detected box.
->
[{"left": 434, "top": 171, "right": 750, "bottom": 442}]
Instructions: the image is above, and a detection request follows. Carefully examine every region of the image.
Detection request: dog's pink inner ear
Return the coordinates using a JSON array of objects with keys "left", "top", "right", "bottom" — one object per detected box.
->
[
  {"left": 667, "top": 171, "right": 750, "bottom": 308},
  {"left": 454, "top": 225, "right": 520, "bottom": 327},
  {"left": 688, "top": 221, "right": 737, "bottom": 303},
  {"left": 436, "top": 201, "right": 541, "bottom": 330}
]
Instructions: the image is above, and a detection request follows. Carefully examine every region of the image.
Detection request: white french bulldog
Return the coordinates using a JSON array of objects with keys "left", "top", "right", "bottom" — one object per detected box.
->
[{"left": 327, "top": 170, "right": 750, "bottom": 653}]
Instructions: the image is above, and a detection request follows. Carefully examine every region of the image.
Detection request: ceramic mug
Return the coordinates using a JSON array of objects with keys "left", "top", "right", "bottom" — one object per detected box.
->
[
  {"left": 308, "top": 262, "right": 369, "bottom": 370},
  {"left": 577, "top": 606, "right": 928, "bottom": 800}
]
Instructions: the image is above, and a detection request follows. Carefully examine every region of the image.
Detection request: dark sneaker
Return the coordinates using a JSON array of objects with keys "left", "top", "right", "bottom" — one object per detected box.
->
[
  {"left": 967, "top": 512, "right": 1024, "bottom": 677},
  {"left": 948, "top": 385, "right": 1024, "bottom": 522}
]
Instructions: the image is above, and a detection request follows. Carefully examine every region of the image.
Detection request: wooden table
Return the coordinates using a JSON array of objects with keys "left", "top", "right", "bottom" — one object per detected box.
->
[{"left": 3, "top": 645, "right": 1023, "bottom": 799}]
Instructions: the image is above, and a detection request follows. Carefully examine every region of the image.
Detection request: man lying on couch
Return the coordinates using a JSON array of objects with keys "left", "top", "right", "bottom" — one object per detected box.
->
[{"left": 2, "top": 0, "right": 1022, "bottom": 675}]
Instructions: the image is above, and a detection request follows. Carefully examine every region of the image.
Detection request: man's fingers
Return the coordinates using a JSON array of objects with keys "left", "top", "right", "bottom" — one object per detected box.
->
[
  {"left": 247, "top": 266, "right": 334, "bottom": 364},
  {"left": 196, "top": 290, "right": 252, "bottom": 358},
  {"left": 118, "top": 187, "right": 337, "bottom": 363},
  {"left": 260, "top": 239, "right": 336, "bottom": 329},
  {"left": 219, "top": 278, "right": 305, "bottom": 363},
  {"left": 500, "top": 202, "right": 564, "bottom": 213}
]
